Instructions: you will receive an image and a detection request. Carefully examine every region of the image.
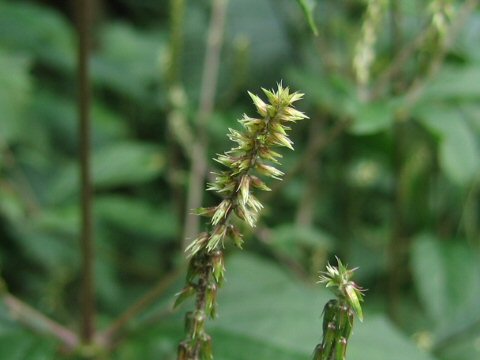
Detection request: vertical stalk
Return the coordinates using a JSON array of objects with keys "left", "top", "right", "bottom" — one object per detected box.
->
[
  {"left": 166, "top": 0, "right": 187, "bottom": 226},
  {"left": 387, "top": 0, "right": 404, "bottom": 323},
  {"left": 77, "top": 0, "right": 95, "bottom": 343},
  {"left": 295, "top": 118, "right": 322, "bottom": 227},
  {"left": 183, "top": 0, "right": 229, "bottom": 248}
]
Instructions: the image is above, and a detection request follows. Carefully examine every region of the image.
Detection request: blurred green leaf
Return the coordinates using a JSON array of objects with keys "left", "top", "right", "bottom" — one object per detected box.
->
[
  {"left": 411, "top": 234, "right": 448, "bottom": 325},
  {"left": 296, "top": 0, "right": 319, "bottom": 36},
  {"left": 411, "top": 234, "right": 480, "bottom": 332},
  {"left": 414, "top": 105, "right": 480, "bottom": 185},
  {"left": 270, "top": 223, "right": 332, "bottom": 260},
  {"left": 422, "top": 65, "right": 480, "bottom": 100},
  {"left": 226, "top": 0, "right": 289, "bottom": 79},
  {"left": 0, "top": 50, "right": 32, "bottom": 144},
  {"left": 31, "top": 91, "right": 129, "bottom": 152},
  {"left": 0, "top": 2, "right": 74, "bottom": 70},
  {"left": 93, "top": 142, "right": 165, "bottom": 188},
  {"left": 349, "top": 100, "right": 396, "bottom": 135},
  {"left": 96, "top": 196, "right": 179, "bottom": 241},
  {"left": 288, "top": 68, "right": 356, "bottom": 117},
  {"left": 15, "top": 227, "right": 78, "bottom": 272},
  {"left": 0, "top": 331, "right": 56, "bottom": 360},
  {"left": 48, "top": 142, "right": 165, "bottom": 202},
  {"left": 93, "top": 22, "right": 166, "bottom": 100}
]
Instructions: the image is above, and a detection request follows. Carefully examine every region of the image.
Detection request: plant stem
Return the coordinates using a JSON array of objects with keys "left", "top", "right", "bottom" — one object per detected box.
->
[
  {"left": 295, "top": 117, "right": 323, "bottom": 227},
  {"left": 183, "top": 0, "right": 229, "bottom": 248},
  {"left": 387, "top": 0, "right": 405, "bottom": 324},
  {"left": 264, "top": 118, "right": 351, "bottom": 201},
  {"left": 403, "top": 0, "right": 479, "bottom": 109},
  {"left": 2, "top": 293, "right": 79, "bottom": 350},
  {"left": 96, "top": 268, "right": 182, "bottom": 348},
  {"left": 166, "top": 0, "right": 187, "bottom": 224},
  {"left": 77, "top": 0, "right": 95, "bottom": 344}
]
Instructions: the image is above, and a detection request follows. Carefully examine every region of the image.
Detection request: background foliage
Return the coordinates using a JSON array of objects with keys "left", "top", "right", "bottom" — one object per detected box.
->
[{"left": 0, "top": 0, "right": 479, "bottom": 359}]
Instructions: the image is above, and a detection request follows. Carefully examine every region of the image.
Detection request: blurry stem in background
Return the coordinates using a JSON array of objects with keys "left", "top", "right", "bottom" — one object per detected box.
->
[
  {"left": 295, "top": 117, "right": 322, "bottom": 227},
  {"left": 389, "top": 120, "right": 409, "bottom": 324},
  {"left": 0, "top": 144, "right": 40, "bottom": 215},
  {"left": 166, "top": 0, "right": 187, "bottom": 223},
  {"left": 167, "top": 0, "right": 186, "bottom": 87},
  {"left": 371, "top": 0, "right": 478, "bottom": 101},
  {"left": 77, "top": 0, "right": 95, "bottom": 344},
  {"left": 458, "top": 172, "right": 480, "bottom": 249},
  {"left": 183, "top": 0, "right": 229, "bottom": 249},
  {"left": 264, "top": 118, "right": 351, "bottom": 201},
  {"left": 370, "top": 21, "right": 430, "bottom": 100},
  {"left": 220, "top": 36, "right": 250, "bottom": 108},
  {"left": 432, "top": 317, "right": 480, "bottom": 355},
  {"left": 256, "top": 226, "right": 310, "bottom": 280},
  {"left": 388, "top": 0, "right": 406, "bottom": 324},
  {"left": 1, "top": 290, "right": 79, "bottom": 351},
  {"left": 403, "top": 0, "right": 479, "bottom": 110},
  {"left": 95, "top": 267, "right": 183, "bottom": 349},
  {"left": 387, "top": 1, "right": 479, "bottom": 320}
]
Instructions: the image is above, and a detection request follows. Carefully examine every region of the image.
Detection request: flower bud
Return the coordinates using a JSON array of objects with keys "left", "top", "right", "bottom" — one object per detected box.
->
[
  {"left": 206, "top": 283, "right": 218, "bottom": 318},
  {"left": 211, "top": 250, "right": 225, "bottom": 285}
]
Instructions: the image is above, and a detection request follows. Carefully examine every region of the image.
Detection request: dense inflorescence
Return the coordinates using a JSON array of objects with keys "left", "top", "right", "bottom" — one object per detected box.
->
[
  {"left": 314, "top": 258, "right": 365, "bottom": 360},
  {"left": 175, "top": 84, "right": 308, "bottom": 360}
]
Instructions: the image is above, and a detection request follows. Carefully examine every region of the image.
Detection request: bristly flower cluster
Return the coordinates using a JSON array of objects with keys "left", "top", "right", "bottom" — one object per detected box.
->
[
  {"left": 176, "top": 84, "right": 307, "bottom": 360},
  {"left": 314, "top": 257, "right": 365, "bottom": 360},
  {"left": 185, "top": 83, "right": 308, "bottom": 258}
]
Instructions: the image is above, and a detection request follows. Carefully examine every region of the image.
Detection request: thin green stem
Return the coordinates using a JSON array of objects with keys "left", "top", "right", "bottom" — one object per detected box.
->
[
  {"left": 96, "top": 268, "right": 183, "bottom": 348},
  {"left": 1, "top": 293, "right": 79, "bottom": 350},
  {"left": 166, "top": 0, "right": 187, "bottom": 224},
  {"left": 77, "top": 0, "right": 95, "bottom": 344},
  {"left": 183, "top": 0, "right": 229, "bottom": 249}
]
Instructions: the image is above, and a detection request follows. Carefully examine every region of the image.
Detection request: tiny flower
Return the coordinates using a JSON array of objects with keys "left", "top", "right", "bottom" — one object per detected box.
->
[
  {"left": 211, "top": 250, "right": 225, "bottom": 284},
  {"left": 227, "top": 224, "right": 244, "bottom": 249},
  {"left": 248, "top": 91, "right": 268, "bottom": 116},
  {"left": 255, "top": 162, "right": 285, "bottom": 180},
  {"left": 211, "top": 200, "right": 232, "bottom": 226},
  {"left": 250, "top": 175, "right": 271, "bottom": 191},
  {"left": 185, "top": 232, "right": 209, "bottom": 258},
  {"left": 206, "top": 283, "right": 218, "bottom": 318},
  {"left": 206, "top": 225, "right": 227, "bottom": 252}
]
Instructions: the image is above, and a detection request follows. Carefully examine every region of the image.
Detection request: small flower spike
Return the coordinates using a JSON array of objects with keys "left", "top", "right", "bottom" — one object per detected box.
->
[
  {"left": 176, "top": 84, "right": 307, "bottom": 360},
  {"left": 186, "top": 83, "right": 308, "bottom": 258},
  {"left": 314, "top": 257, "right": 365, "bottom": 360}
]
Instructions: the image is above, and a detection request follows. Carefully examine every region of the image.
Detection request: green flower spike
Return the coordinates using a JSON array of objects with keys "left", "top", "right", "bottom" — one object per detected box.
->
[
  {"left": 313, "top": 257, "right": 365, "bottom": 360},
  {"left": 176, "top": 84, "right": 308, "bottom": 360}
]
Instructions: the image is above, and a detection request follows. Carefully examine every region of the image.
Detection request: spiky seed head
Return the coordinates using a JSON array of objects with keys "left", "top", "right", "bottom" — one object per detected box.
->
[{"left": 318, "top": 257, "right": 365, "bottom": 322}]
